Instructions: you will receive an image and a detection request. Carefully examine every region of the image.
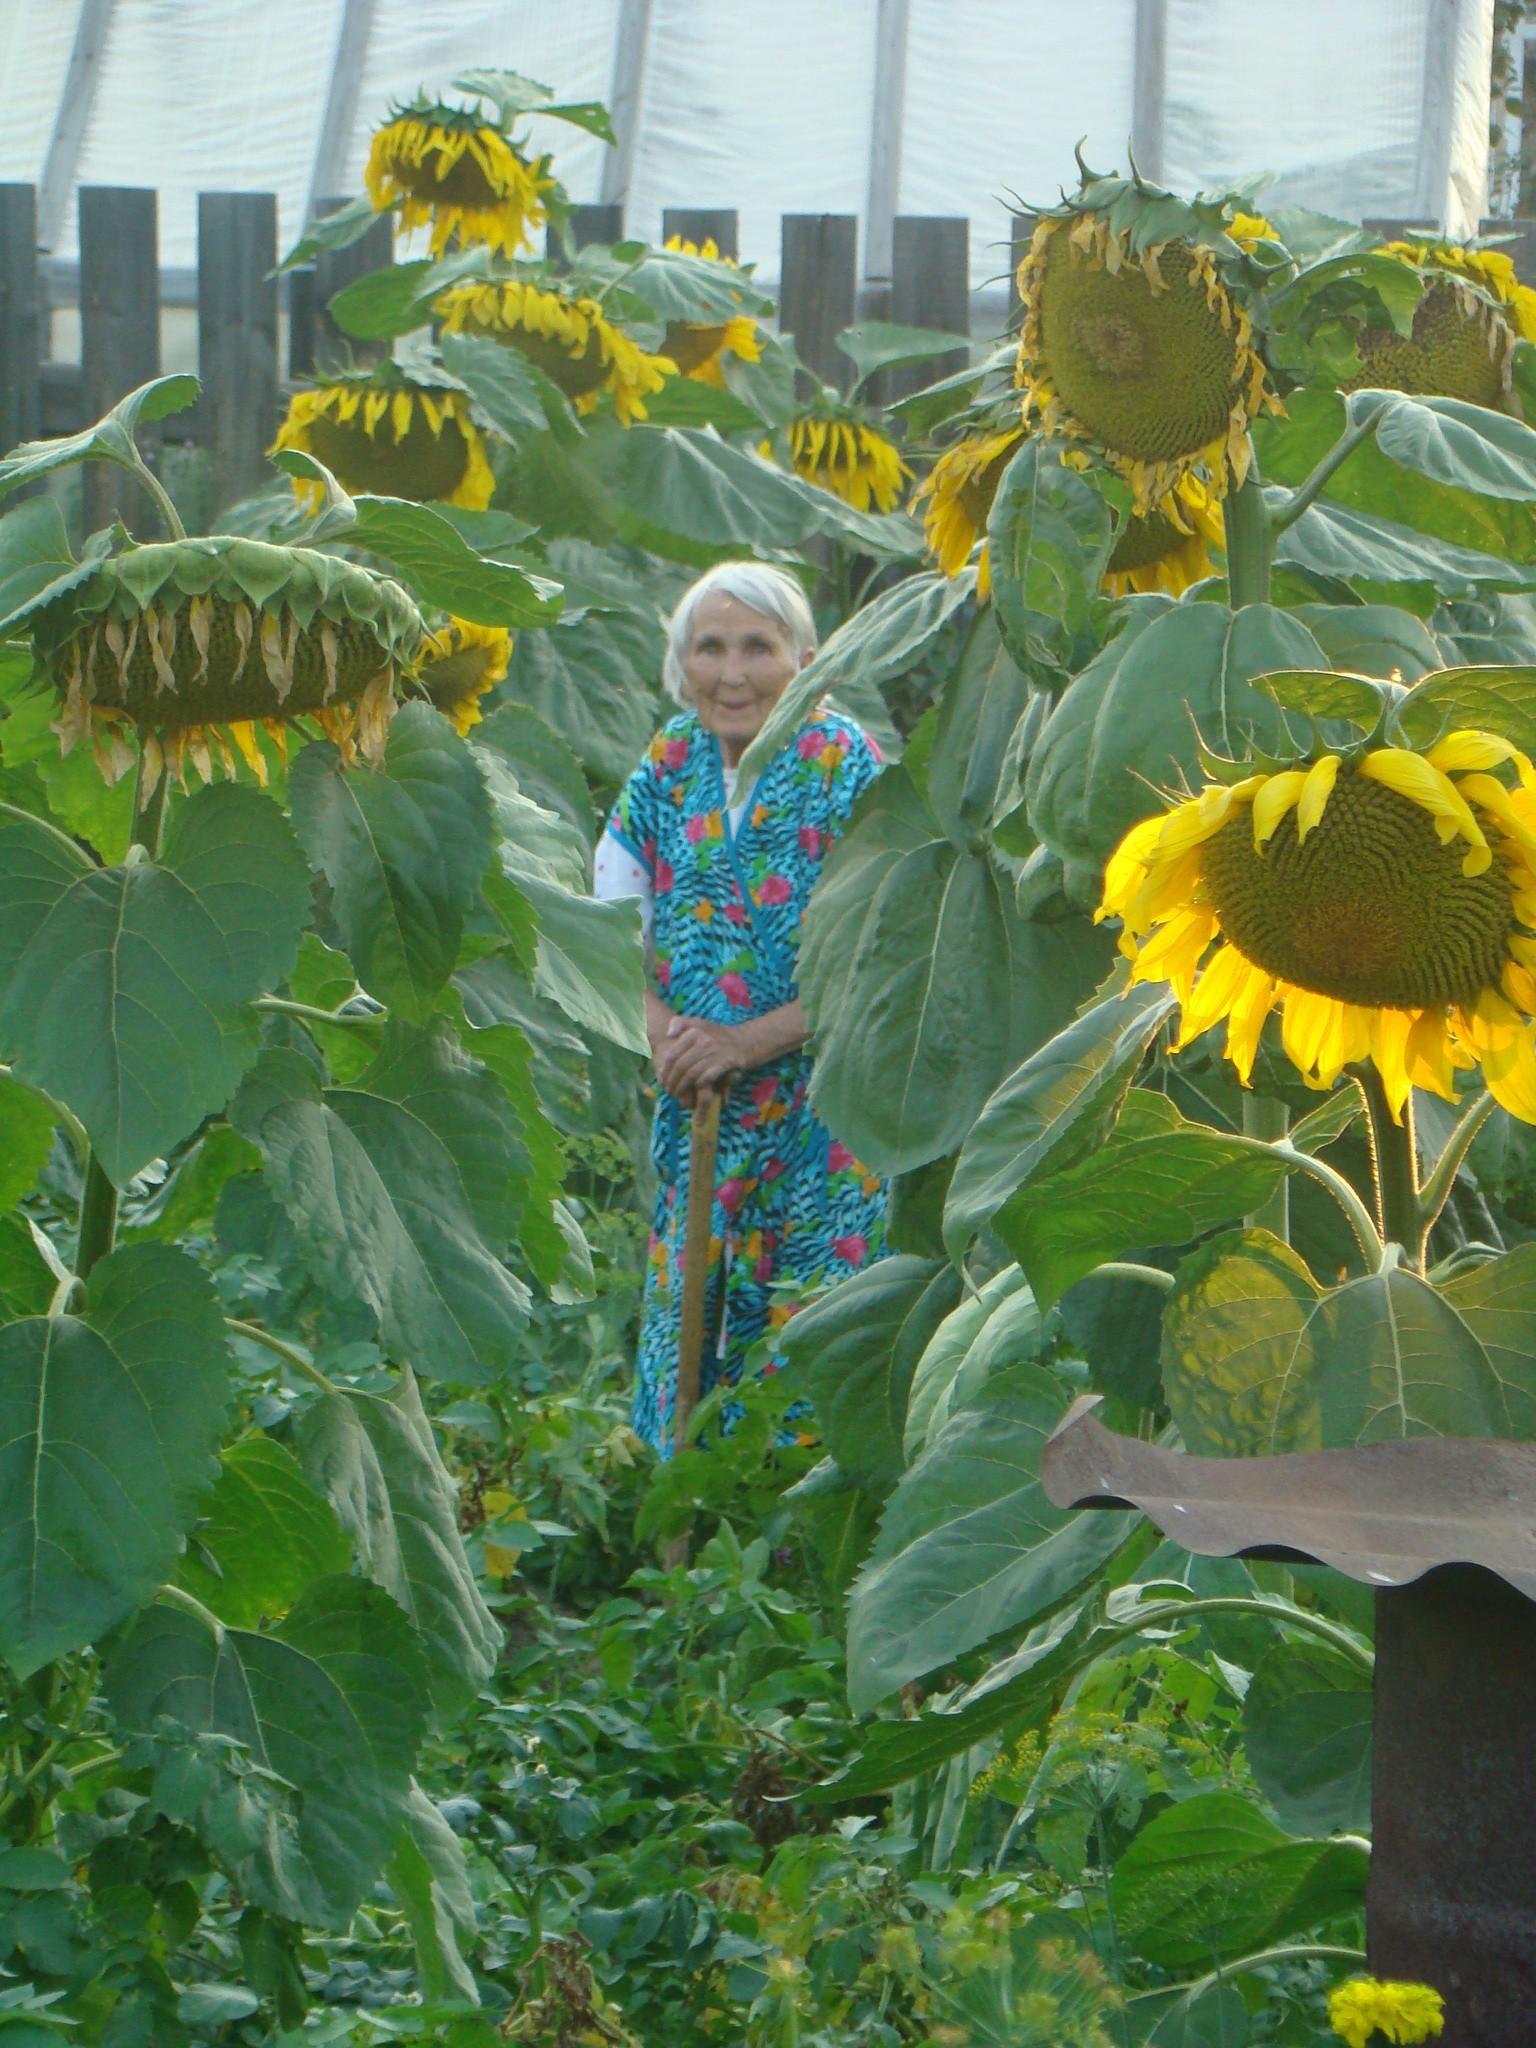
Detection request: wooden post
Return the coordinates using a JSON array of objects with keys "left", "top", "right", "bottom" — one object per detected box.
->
[
  {"left": 888, "top": 214, "right": 970, "bottom": 399},
  {"left": 780, "top": 214, "right": 858, "bottom": 391},
  {"left": 661, "top": 207, "right": 739, "bottom": 259},
  {"left": 0, "top": 185, "right": 43, "bottom": 459},
  {"left": 198, "top": 192, "right": 278, "bottom": 516},
  {"left": 548, "top": 203, "right": 625, "bottom": 268},
  {"left": 1008, "top": 210, "right": 1034, "bottom": 321},
  {"left": 79, "top": 187, "right": 160, "bottom": 533},
  {"left": 309, "top": 196, "right": 392, "bottom": 377}
]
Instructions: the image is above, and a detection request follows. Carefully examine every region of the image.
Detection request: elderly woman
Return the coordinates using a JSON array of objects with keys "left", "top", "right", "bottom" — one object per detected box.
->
[{"left": 595, "top": 561, "right": 887, "bottom": 1456}]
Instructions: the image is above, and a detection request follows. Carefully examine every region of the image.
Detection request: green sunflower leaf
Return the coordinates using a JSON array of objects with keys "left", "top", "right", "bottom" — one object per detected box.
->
[
  {"left": 176, "top": 1436, "right": 353, "bottom": 1629},
  {"left": 0, "top": 1213, "right": 53, "bottom": 1321},
  {"left": 343, "top": 497, "right": 563, "bottom": 626},
  {"left": 452, "top": 67, "right": 616, "bottom": 142},
  {"left": 0, "top": 497, "right": 117, "bottom": 637},
  {"left": 837, "top": 321, "right": 973, "bottom": 384},
  {"left": 0, "top": 1242, "right": 233, "bottom": 1678},
  {"left": 987, "top": 438, "right": 1117, "bottom": 681},
  {"left": 0, "top": 1072, "right": 56, "bottom": 1210},
  {"left": 1242, "top": 1639, "right": 1373, "bottom": 1835},
  {"left": 1388, "top": 662, "right": 1536, "bottom": 754},
  {"left": 1354, "top": 388, "right": 1536, "bottom": 503},
  {"left": 0, "top": 783, "right": 311, "bottom": 1186},
  {"left": 0, "top": 375, "right": 200, "bottom": 503},
  {"left": 1250, "top": 667, "right": 1394, "bottom": 726}
]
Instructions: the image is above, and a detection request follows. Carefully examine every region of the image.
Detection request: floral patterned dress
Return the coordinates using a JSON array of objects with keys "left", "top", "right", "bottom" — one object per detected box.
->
[{"left": 603, "top": 705, "right": 888, "bottom": 1456}]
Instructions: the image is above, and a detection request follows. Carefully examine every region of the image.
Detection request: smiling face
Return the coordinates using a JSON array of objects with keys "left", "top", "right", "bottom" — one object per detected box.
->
[{"left": 681, "top": 590, "right": 810, "bottom": 765}]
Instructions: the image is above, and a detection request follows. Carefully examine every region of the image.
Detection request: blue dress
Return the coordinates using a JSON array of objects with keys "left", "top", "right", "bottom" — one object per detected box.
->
[{"left": 605, "top": 705, "right": 889, "bottom": 1455}]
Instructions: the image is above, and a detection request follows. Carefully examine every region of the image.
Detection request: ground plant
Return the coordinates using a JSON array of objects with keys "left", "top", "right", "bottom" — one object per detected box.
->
[{"left": 1, "top": 63, "right": 1530, "bottom": 2048}]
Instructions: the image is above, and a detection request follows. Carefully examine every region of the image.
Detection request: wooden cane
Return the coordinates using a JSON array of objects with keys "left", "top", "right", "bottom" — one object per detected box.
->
[{"left": 663, "top": 1086, "right": 723, "bottom": 1567}]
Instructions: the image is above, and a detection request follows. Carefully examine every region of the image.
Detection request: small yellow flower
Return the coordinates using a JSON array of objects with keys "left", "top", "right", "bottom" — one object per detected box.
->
[{"left": 1328, "top": 1975, "right": 1445, "bottom": 2047}]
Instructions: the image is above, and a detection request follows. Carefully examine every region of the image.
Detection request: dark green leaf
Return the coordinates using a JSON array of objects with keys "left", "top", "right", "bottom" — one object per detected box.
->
[
  {"left": 917, "top": 606, "right": 1030, "bottom": 844},
  {"left": 1290, "top": 601, "right": 1445, "bottom": 682},
  {"left": 342, "top": 497, "right": 562, "bottom": 626},
  {"left": 0, "top": 376, "right": 200, "bottom": 502},
  {"left": 280, "top": 194, "right": 377, "bottom": 270},
  {"left": 837, "top": 321, "right": 972, "bottom": 382},
  {"left": 0, "top": 1243, "right": 232, "bottom": 1677},
  {"left": 387, "top": 1786, "right": 478, "bottom": 2002},
  {"left": 0, "top": 1072, "right": 55, "bottom": 1209},
  {"left": 470, "top": 701, "right": 594, "bottom": 839},
  {"left": 1272, "top": 491, "right": 1535, "bottom": 602},
  {"left": 0, "top": 1214, "right": 53, "bottom": 1321},
  {"left": 439, "top": 331, "right": 569, "bottom": 437},
  {"left": 987, "top": 440, "right": 1116, "bottom": 680},
  {"left": 453, "top": 67, "right": 616, "bottom": 141},
  {"left": 1363, "top": 388, "right": 1536, "bottom": 502},
  {"left": 1243, "top": 1640, "right": 1373, "bottom": 1834},
  {"left": 177, "top": 1437, "right": 352, "bottom": 1629},
  {"left": 0, "top": 498, "right": 113, "bottom": 636},
  {"left": 1250, "top": 667, "right": 1393, "bottom": 726}
]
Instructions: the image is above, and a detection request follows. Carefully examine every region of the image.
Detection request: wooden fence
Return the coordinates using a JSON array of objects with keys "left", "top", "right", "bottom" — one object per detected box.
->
[{"left": 4, "top": 183, "right": 1536, "bottom": 523}]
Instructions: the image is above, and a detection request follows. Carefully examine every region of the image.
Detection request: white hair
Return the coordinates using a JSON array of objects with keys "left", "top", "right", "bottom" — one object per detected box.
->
[{"left": 661, "top": 561, "right": 818, "bottom": 705}]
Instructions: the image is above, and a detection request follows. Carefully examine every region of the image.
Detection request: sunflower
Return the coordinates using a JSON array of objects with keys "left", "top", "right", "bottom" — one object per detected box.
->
[
  {"left": 772, "top": 415, "right": 911, "bottom": 514},
  {"left": 913, "top": 424, "right": 1024, "bottom": 592},
  {"left": 1099, "top": 730, "right": 1536, "bottom": 1123},
  {"left": 33, "top": 537, "right": 422, "bottom": 792},
  {"left": 1102, "top": 473, "right": 1224, "bottom": 598},
  {"left": 658, "top": 236, "right": 764, "bottom": 386},
  {"left": 416, "top": 616, "right": 512, "bottom": 734},
  {"left": 1015, "top": 205, "right": 1277, "bottom": 509},
  {"left": 271, "top": 377, "right": 495, "bottom": 510},
  {"left": 365, "top": 101, "right": 556, "bottom": 259},
  {"left": 435, "top": 279, "right": 675, "bottom": 425},
  {"left": 1342, "top": 239, "right": 1536, "bottom": 409}
]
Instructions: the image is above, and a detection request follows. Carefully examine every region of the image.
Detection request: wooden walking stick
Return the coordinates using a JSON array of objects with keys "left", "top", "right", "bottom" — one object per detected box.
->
[{"left": 663, "top": 1085, "right": 723, "bottom": 1568}]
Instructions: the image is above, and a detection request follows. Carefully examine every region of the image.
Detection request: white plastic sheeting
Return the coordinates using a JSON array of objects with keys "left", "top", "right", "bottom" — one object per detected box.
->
[{"left": 0, "top": 0, "right": 1496, "bottom": 292}]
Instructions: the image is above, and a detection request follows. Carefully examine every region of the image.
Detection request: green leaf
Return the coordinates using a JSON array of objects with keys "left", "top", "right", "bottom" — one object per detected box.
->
[
  {"left": 1110, "top": 1789, "right": 1368, "bottom": 1968},
  {"left": 387, "top": 1786, "right": 479, "bottom": 2003},
  {"left": 290, "top": 706, "right": 493, "bottom": 1021},
  {"left": 439, "top": 331, "right": 569, "bottom": 438},
  {"left": 1026, "top": 601, "right": 1326, "bottom": 871},
  {"left": 1290, "top": 601, "right": 1446, "bottom": 682},
  {"left": 1362, "top": 388, "right": 1536, "bottom": 502},
  {"left": 294, "top": 1369, "right": 499, "bottom": 1717},
  {"left": 1250, "top": 667, "right": 1393, "bottom": 726},
  {"left": 837, "top": 321, "right": 972, "bottom": 383},
  {"left": 903, "top": 1264, "right": 1036, "bottom": 1455},
  {"left": 0, "top": 1243, "right": 232, "bottom": 1678},
  {"left": 915, "top": 606, "right": 1030, "bottom": 845},
  {"left": 105, "top": 1575, "right": 430, "bottom": 1927},
  {"left": 846, "top": 1363, "right": 1135, "bottom": 1713},
  {"left": 0, "top": 375, "right": 200, "bottom": 503},
  {"left": 231, "top": 1027, "right": 532, "bottom": 1383},
  {"left": 987, "top": 440, "right": 1117, "bottom": 681},
  {"left": 0, "top": 783, "right": 311, "bottom": 1185},
  {"left": 782, "top": 1256, "right": 961, "bottom": 1494},
  {"left": 341, "top": 497, "right": 562, "bottom": 626},
  {"left": 998, "top": 1092, "right": 1292, "bottom": 1311},
  {"left": 1272, "top": 491, "right": 1536, "bottom": 603},
  {"left": 1243, "top": 1640, "right": 1373, "bottom": 1834},
  {"left": 470, "top": 701, "right": 594, "bottom": 840},
  {"left": 0, "top": 1073, "right": 55, "bottom": 1209},
  {"left": 1162, "top": 1228, "right": 1525, "bottom": 1454},
  {"left": 0, "top": 498, "right": 112, "bottom": 637},
  {"left": 453, "top": 66, "right": 616, "bottom": 141},
  {"left": 325, "top": 252, "right": 486, "bottom": 343},
  {"left": 801, "top": 765, "right": 1114, "bottom": 1175},
  {"left": 280, "top": 194, "right": 377, "bottom": 270},
  {"left": 944, "top": 986, "right": 1176, "bottom": 1261},
  {"left": 177, "top": 1436, "right": 353, "bottom": 1628},
  {"left": 0, "top": 1215, "right": 53, "bottom": 1320},
  {"left": 1389, "top": 662, "right": 1536, "bottom": 753}
]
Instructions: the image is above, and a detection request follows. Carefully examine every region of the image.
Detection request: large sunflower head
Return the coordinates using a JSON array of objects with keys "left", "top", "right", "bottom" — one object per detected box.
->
[
  {"left": 1340, "top": 239, "right": 1536, "bottom": 410},
  {"left": 913, "top": 423, "right": 1024, "bottom": 591},
  {"left": 1102, "top": 473, "right": 1225, "bottom": 598},
  {"left": 270, "top": 376, "right": 495, "bottom": 510},
  {"left": 1015, "top": 188, "right": 1279, "bottom": 509},
  {"left": 415, "top": 616, "right": 512, "bottom": 734},
  {"left": 771, "top": 413, "right": 912, "bottom": 514},
  {"left": 435, "top": 278, "right": 675, "bottom": 426},
  {"left": 657, "top": 236, "right": 765, "bottom": 386},
  {"left": 32, "top": 537, "right": 423, "bottom": 791},
  {"left": 364, "top": 100, "right": 556, "bottom": 259},
  {"left": 1100, "top": 723, "right": 1536, "bottom": 1122}
]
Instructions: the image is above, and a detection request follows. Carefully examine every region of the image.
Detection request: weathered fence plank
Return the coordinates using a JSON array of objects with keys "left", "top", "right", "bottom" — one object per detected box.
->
[
  {"left": 79, "top": 187, "right": 159, "bottom": 531},
  {"left": 198, "top": 192, "right": 278, "bottom": 514},
  {"left": 888, "top": 215, "right": 970, "bottom": 399},
  {"left": 780, "top": 215, "right": 857, "bottom": 390},
  {"left": 0, "top": 185, "right": 43, "bottom": 457},
  {"left": 288, "top": 197, "right": 393, "bottom": 380},
  {"left": 662, "top": 207, "right": 740, "bottom": 259}
]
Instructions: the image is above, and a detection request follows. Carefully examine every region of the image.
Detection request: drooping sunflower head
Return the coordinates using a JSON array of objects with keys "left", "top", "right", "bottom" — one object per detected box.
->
[
  {"left": 1341, "top": 239, "right": 1536, "bottom": 410},
  {"left": 913, "top": 423, "right": 1024, "bottom": 591},
  {"left": 657, "top": 235, "right": 765, "bottom": 386},
  {"left": 1015, "top": 186, "right": 1279, "bottom": 509},
  {"left": 1100, "top": 720, "right": 1536, "bottom": 1122},
  {"left": 270, "top": 376, "right": 495, "bottom": 510},
  {"left": 33, "top": 537, "right": 423, "bottom": 791},
  {"left": 435, "top": 278, "right": 676, "bottom": 425},
  {"left": 365, "top": 100, "right": 557, "bottom": 259},
  {"left": 1102, "top": 472, "right": 1225, "bottom": 597},
  {"left": 771, "top": 413, "right": 912, "bottom": 514},
  {"left": 415, "top": 616, "right": 513, "bottom": 734}
]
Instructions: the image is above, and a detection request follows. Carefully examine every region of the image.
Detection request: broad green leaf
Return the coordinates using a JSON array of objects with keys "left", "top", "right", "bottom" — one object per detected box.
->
[
  {"left": 1290, "top": 601, "right": 1445, "bottom": 682},
  {"left": 999, "top": 1092, "right": 1294, "bottom": 1310},
  {"left": 0, "top": 1243, "right": 232, "bottom": 1677},
  {"left": 1362, "top": 388, "right": 1536, "bottom": 502},
  {"left": 105, "top": 1576, "right": 430, "bottom": 1927},
  {"left": 280, "top": 194, "right": 377, "bottom": 269},
  {"left": 903, "top": 1263, "right": 1034, "bottom": 1456},
  {"left": 0, "top": 1073, "right": 55, "bottom": 1209},
  {"left": 1250, "top": 667, "right": 1393, "bottom": 726},
  {"left": 289, "top": 706, "right": 494, "bottom": 1022},
  {"left": 471, "top": 702, "right": 594, "bottom": 840},
  {"left": 782, "top": 1256, "right": 960, "bottom": 1493},
  {"left": 178, "top": 1436, "right": 352, "bottom": 1628},
  {"left": 453, "top": 65, "right": 616, "bottom": 141},
  {"left": 1162, "top": 1228, "right": 1526, "bottom": 1454},
  {"left": 846, "top": 1364, "right": 1135, "bottom": 1713},
  {"left": 1272, "top": 491, "right": 1536, "bottom": 603},
  {"left": 1026, "top": 600, "right": 1325, "bottom": 870},
  {"left": 439, "top": 331, "right": 569, "bottom": 438},
  {"left": 342, "top": 496, "right": 562, "bottom": 626},
  {"left": 945, "top": 986, "right": 1176, "bottom": 1261},
  {"left": 1110, "top": 1790, "right": 1368, "bottom": 1967},
  {"left": 387, "top": 1785, "right": 479, "bottom": 2003},
  {"left": 1143, "top": 1985, "right": 1250, "bottom": 2047},
  {"left": 1389, "top": 662, "right": 1536, "bottom": 753},
  {"left": 294, "top": 1369, "right": 499, "bottom": 1717},
  {"left": 1243, "top": 1640, "right": 1373, "bottom": 1834},
  {"left": 1439, "top": 1242, "right": 1536, "bottom": 1436},
  {"left": 915, "top": 606, "right": 1030, "bottom": 845},
  {"left": 987, "top": 439, "right": 1116, "bottom": 680},
  {"left": 0, "top": 1214, "right": 53, "bottom": 1320},
  {"left": 0, "top": 670, "right": 137, "bottom": 863},
  {"left": 127, "top": 1125, "right": 263, "bottom": 1242},
  {"left": 0, "top": 784, "right": 311, "bottom": 1185},
  {"left": 837, "top": 321, "right": 972, "bottom": 383},
  {"left": 231, "top": 1028, "right": 532, "bottom": 1382},
  {"left": 326, "top": 249, "right": 484, "bottom": 344},
  {"left": 640, "top": 373, "right": 769, "bottom": 434},
  {"left": 0, "top": 375, "right": 200, "bottom": 502},
  {"left": 0, "top": 497, "right": 114, "bottom": 636},
  {"left": 801, "top": 764, "right": 1114, "bottom": 1175},
  {"left": 785, "top": 1461, "right": 884, "bottom": 1604}
]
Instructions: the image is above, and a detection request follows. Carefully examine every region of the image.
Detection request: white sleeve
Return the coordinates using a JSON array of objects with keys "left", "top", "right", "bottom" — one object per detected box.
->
[{"left": 594, "top": 829, "right": 654, "bottom": 941}]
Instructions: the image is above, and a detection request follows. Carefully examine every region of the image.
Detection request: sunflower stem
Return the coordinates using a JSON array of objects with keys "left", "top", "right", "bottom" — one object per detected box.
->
[
  {"left": 253, "top": 995, "right": 386, "bottom": 1033},
  {"left": 119, "top": 450, "right": 187, "bottom": 543},
  {"left": 76, "top": 1154, "right": 118, "bottom": 1279},
  {"left": 1087, "top": 1261, "right": 1175, "bottom": 1293},
  {"left": 224, "top": 1317, "right": 339, "bottom": 1394},
  {"left": 1356, "top": 1063, "right": 1422, "bottom": 1262},
  {"left": 1242, "top": 1093, "right": 1290, "bottom": 1239},
  {"left": 1269, "top": 413, "right": 1379, "bottom": 535},
  {"left": 1223, "top": 460, "right": 1272, "bottom": 608},
  {"left": 1418, "top": 1089, "right": 1496, "bottom": 1244}
]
